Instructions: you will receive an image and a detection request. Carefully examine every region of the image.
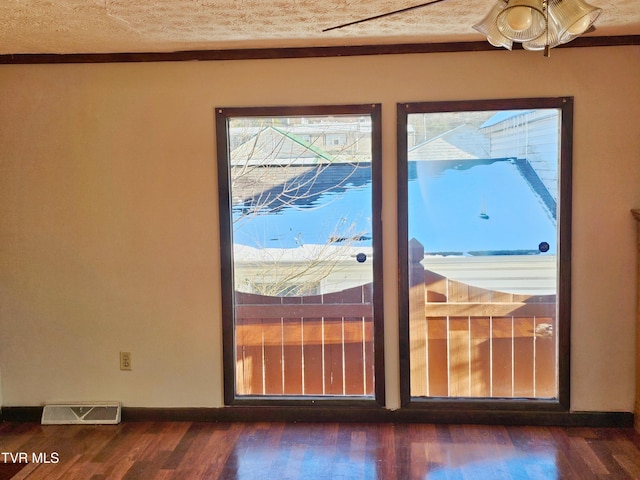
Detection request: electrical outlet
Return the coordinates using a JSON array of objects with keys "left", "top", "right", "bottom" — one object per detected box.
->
[{"left": 120, "top": 351, "right": 132, "bottom": 371}]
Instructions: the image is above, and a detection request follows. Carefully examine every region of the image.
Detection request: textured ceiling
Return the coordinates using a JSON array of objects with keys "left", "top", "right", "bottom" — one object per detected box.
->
[{"left": 0, "top": 0, "right": 639, "bottom": 55}]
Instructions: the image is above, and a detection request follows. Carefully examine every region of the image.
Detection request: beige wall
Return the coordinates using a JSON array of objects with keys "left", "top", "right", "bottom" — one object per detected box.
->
[{"left": 1, "top": 46, "right": 639, "bottom": 411}]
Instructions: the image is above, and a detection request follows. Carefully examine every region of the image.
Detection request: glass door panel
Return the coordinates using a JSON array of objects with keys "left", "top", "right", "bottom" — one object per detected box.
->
[
  {"left": 399, "top": 99, "right": 572, "bottom": 405},
  {"left": 217, "top": 105, "right": 383, "bottom": 404}
]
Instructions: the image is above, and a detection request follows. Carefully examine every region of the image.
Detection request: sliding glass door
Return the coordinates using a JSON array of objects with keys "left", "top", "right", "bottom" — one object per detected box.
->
[
  {"left": 216, "top": 105, "right": 384, "bottom": 405},
  {"left": 398, "top": 98, "right": 572, "bottom": 408}
]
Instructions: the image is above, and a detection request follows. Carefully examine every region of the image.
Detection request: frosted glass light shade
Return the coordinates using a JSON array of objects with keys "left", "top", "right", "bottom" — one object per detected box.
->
[
  {"left": 523, "top": 9, "right": 562, "bottom": 50},
  {"left": 497, "top": 0, "right": 547, "bottom": 42},
  {"left": 475, "top": 0, "right": 603, "bottom": 54},
  {"left": 551, "top": 0, "right": 602, "bottom": 45},
  {"left": 472, "top": 0, "right": 513, "bottom": 50}
]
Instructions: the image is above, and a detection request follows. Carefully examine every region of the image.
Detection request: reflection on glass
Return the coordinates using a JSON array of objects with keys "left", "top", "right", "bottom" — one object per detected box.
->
[{"left": 407, "top": 109, "right": 560, "bottom": 399}]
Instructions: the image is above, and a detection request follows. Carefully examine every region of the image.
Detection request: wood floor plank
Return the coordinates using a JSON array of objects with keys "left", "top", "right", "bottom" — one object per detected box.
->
[{"left": 2, "top": 421, "right": 640, "bottom": 479}]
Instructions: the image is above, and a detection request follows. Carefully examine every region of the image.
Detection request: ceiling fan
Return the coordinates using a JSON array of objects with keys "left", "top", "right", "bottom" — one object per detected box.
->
[{"left": 323, "top": 0, "right": 602, "bottom": 56}]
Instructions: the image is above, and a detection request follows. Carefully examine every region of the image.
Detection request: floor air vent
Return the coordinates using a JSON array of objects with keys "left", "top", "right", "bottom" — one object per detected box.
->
[{"left": 41, "top": 402, "right": 121, "bottom": 425}]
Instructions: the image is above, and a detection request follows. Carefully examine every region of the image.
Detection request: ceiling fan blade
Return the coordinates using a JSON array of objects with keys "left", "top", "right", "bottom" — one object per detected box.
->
[{"left": 323, "top": 0, "right": 450, "bottom": 32}]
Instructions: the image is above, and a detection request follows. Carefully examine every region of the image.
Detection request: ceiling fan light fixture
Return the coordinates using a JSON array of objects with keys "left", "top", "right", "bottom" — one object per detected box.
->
[
  {"left": 496, "top": 0, "right": 547, "bottom": 42},
  {"left": 550, "top": 0, "right": 602, "bottom": 44},
  {"left": 477, "top": 0, "right": 603, "bottom": 54},
  {"left": 472, "top": 0, "right": 513, "bottom": 50}
]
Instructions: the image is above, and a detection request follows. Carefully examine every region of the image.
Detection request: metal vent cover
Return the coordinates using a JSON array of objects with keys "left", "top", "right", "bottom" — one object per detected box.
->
[{"left": 41, "top": 402, "right": 121, "bottom": 425}]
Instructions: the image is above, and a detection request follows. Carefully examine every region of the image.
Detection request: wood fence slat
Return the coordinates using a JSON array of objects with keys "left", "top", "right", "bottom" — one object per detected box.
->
[
  {"left": 449, "top": 317, "right": 471, "bottom": 397},
  {"left": 344, "top": 320, "right": 366, "bottom": 395},
  {"left": 469, "top": 318, "right": 491, "bottom": 397},
  {"left": 534, "top": 317, "right": 556, "bottom": 397},
  {"left": 427, "top": 317, "right": 449, "bottom": 396},
  {"left": 424, "top": 269, "right": 448, "bottom": 302},
  {"left": 323, "top": 317, "right": 345, "bottom": 395},
  {"left": 264, "top": 342, "right": 284, "bottom": 395},
  {"left": 364, "top": 320, "right": 375, "bottom": 395},
  {"left": 302, "top": 317, "right": 324, "bottom": 395},
  {"left": 491, "top": 317, "right": 514, "bottom": 397},
  {"left": 513, "top": 317, "right": 535, "bottom": 397},
  {"left": 283, "top": 327, "right": 304, "bottom": 395},
  {"left": 409, "top": 250, "right": 428, "bottom": 396}
]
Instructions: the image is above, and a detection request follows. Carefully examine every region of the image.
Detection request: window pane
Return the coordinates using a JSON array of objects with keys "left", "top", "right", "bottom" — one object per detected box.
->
[
  {"left": 218, "top": 107, "right": 382, "bottom": 402},
  {"left": 402, "top": 105, "right": 565, "bottom": 401}
]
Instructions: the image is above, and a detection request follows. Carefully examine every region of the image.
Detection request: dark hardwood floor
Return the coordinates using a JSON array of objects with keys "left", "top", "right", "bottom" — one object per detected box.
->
[{"left": 2, "top": 421, "right": 640, "bottom": 479}]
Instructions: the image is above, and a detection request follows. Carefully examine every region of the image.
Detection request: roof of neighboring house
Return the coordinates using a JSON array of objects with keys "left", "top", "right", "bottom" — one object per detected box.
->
[
  {"left": 408, "top": 124, "right": 490, "bottom": 162},
  {"left": 481, "top": 109, "right": 560, "bottom": 129},
  {"left": 480, "top": 110, "right": 533, "bottom": 128},
  {"left": 271, "top": 126, "right": 335, "bottom": 162},
  {"left": 232, "top": 117, "right": 557, "bottom": 255},
  {"left": 408, "top": 158, "right": 557, "bottom": 257},
  {"left": 404, "top": 114, "right": 557, "bottom": 256},
  {"left": 230, "top": 125, "right": 333, "bottom": 166}
]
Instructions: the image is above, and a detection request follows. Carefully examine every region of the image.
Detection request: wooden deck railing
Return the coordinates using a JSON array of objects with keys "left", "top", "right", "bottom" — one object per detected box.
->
[
  {"left": 234, "top": 285, "right": 374, "bottom": 396},
  {"left": 234, "top": 246, "right": 557, "bottom": 399}
]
